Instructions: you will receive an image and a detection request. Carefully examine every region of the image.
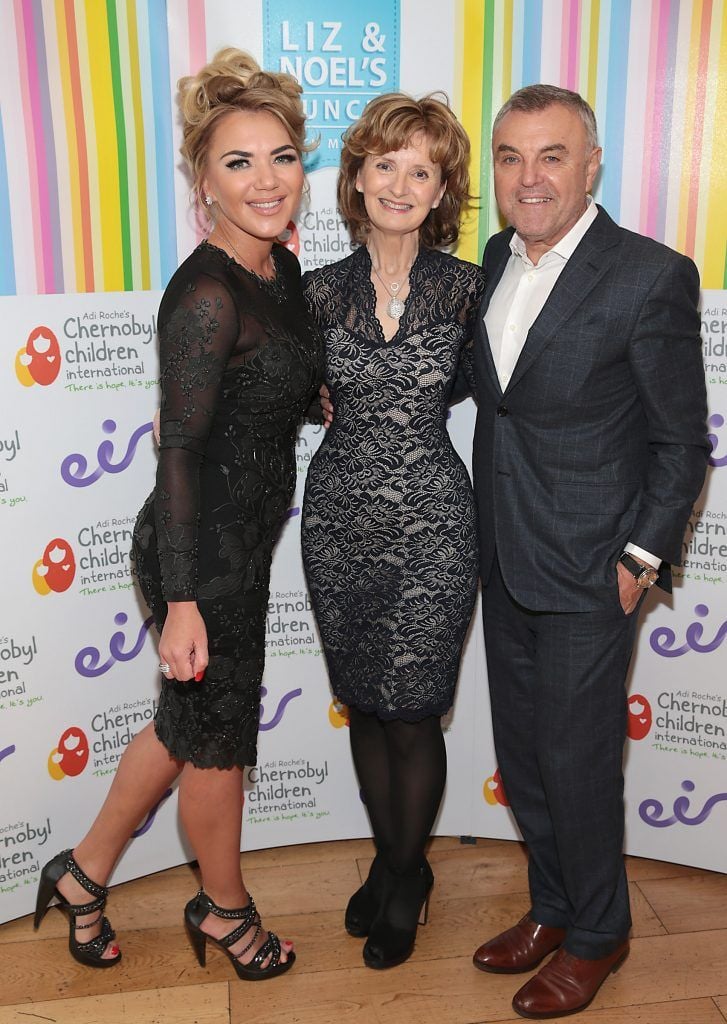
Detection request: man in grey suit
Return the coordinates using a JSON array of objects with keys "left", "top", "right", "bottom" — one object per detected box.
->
[{"left": 470, "top": 85, "right": 709, "bottom": 1019}]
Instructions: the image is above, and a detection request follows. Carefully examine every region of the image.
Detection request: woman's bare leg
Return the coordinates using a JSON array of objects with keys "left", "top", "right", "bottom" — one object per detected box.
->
[
  {"left": 179, "top": 762, "right": 292, "bottom": 965},
  {"left": 55, "top": 723, "right": 182, "bottom": 957}
]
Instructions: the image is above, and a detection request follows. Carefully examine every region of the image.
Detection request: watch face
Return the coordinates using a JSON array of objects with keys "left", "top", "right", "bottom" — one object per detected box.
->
[{"left": 637, "top": 569, "right": 658, "bottom": 588}]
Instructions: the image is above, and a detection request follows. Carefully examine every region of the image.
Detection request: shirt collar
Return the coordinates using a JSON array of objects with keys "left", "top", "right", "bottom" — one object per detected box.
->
[{"left": 510, "top": 196, "right": 598, "bottom": 265}]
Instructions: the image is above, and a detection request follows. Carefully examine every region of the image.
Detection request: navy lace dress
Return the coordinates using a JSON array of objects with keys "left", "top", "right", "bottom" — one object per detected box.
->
[
  {"left": 133, "top": 241, "right": 322, "bottom": 768},
  {"left": 302, "top": 246, "right": 485, "bottom": 720}
]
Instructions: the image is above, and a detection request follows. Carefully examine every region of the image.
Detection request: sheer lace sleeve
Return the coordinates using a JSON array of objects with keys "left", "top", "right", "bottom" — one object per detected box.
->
[
  {"left": 301, "top": 268, "right": 335, "bottom": 329},
  {"left": 301, "top": 270, "right": 328, "bottom": 421},
  {"left": 451, "top": 260, "right": 486, "bottom": 401},
  {"left": 461, "top": 262, "right": 487, "bottom": 337},
  {"left": 155, "top": 272, "right": 239, "bottom": 601}
]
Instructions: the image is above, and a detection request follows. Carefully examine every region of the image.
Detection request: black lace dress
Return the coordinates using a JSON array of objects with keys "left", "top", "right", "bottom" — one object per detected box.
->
[
  {"left": 133, "top": 241, "right": 322, "bottom": 769},
  {"left": 302, "top": 246, "right": 486, "bottom": 720}
]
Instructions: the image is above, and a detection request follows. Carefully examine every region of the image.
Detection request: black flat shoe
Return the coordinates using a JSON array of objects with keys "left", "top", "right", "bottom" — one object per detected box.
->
[
  {"left": 363, "top": 860, "right": 433, "bottom": 969},
  {"left": 34, "top": 850, "right": 120, "bottom": 968},
  {"left": 345, "top": 851, "right": 391, "bottom": 937},
  {"left": 185, "top": 889, "right": 295, "bottom": 981}
]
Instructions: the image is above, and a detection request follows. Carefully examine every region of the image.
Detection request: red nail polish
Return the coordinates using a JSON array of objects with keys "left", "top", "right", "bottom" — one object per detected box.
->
[
  {"left": 110, "top": 946, "right": 120, "bottom": 956},
  {"left": 195, "top": 671, "right": 204, "bottom": 682}
]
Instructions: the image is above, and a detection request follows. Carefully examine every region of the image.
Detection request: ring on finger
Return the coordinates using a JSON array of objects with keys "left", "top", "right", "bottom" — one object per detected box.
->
[{"left": 159, "top": 661, "right": 171, "bottom": 674}]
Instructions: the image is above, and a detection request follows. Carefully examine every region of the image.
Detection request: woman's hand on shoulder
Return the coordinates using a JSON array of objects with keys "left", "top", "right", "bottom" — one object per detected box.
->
[{"left": 159, "top": 601, "right": 209, "bottom": 682}]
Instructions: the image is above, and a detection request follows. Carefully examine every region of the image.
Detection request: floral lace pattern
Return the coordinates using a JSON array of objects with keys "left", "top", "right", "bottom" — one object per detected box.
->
[
  {"left": 133, "top": 242, "right": 323, "bottom": 767},
  {"left": 301, "top": 247, "right": 486, "bottom": 720}
]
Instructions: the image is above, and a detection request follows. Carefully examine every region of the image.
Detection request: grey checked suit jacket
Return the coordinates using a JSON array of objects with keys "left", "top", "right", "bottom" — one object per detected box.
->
[{"left": 472, "top": 206, "right": 710, "bottom": 612}]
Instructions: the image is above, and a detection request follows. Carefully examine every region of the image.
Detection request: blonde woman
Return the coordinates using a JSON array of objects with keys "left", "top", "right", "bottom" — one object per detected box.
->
[{"left": 35, "top": 49, "right": 322, "bottom": 981}]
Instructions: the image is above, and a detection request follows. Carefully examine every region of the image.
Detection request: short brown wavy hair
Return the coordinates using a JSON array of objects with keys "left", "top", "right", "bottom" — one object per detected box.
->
[
  {"left": 178, "top": 48, "right": 313, "bottom": 216},
  {"left": 337, "top": 93, "right": 473, "bottom": 249}
]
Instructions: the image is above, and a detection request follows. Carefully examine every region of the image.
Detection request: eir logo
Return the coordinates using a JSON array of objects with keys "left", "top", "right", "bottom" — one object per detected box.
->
[{"left": 15, "top": 326, "right": 61, "bottom": 386}]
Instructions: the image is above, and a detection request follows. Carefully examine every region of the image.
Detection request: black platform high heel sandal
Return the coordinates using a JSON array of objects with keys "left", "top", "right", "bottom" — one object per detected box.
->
[
  {"left": 345, "top": 851, "right": 392, "bottom": 937},
  {"left": 34, "top": 850, "right": 121, "bottom": 968},
  {"left": 363, "top": 859, "right": 434, "bottom": 970},
  {"left": 184, "top": 889, "right": 295, "bottom": 981}
]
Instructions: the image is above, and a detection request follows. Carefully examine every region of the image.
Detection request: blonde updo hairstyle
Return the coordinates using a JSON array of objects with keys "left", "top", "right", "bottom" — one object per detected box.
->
[
  {"left": 178, "top": 48, "right": 311, "bottom": 215},
  {"left": 338, "top": 93, "right": 473, "bottom": 249}
]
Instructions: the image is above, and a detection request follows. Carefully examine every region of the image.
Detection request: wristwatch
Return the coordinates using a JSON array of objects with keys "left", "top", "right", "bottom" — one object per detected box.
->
[{"left": 619, "top": 552, "right": 659, "bottom": 589}]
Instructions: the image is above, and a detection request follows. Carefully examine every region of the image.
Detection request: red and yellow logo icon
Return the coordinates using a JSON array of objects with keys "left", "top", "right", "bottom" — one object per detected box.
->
[
  {"left": 15, "top": 326, "right": 62, "bottom": 386},
  {"left": 277, "top": 220, "right": 300, "bottom": 257},
  {"left": 48, "top": 726, "right": 90, "bottom": 779},
  {"left": 328, "top": 699, "right": 350, "bottom": 728},
  {"left": 483, "top": 767, "right": 509, "bottom": 807},
  {"left": 32, "top": 538, "right": 76, "bottom": 594},
  {"left": 627, "top": 694, "right": 653, "bottom": 740}
]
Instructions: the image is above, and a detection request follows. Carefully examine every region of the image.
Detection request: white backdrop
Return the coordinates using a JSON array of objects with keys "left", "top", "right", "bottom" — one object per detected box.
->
[{"left": 1, "top": 0, "right": 725, "bottom": 925}]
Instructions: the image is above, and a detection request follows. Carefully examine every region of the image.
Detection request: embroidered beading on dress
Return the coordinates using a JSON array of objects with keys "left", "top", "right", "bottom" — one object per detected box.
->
[{"left": 132, "top": 242, "right": 323, "bottom": 767}]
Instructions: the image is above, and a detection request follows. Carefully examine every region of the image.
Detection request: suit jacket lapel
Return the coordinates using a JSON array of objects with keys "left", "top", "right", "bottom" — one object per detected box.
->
[
  {"left": 475, "top": 232, "right": 513, "bottom": 397},
  {"left": 505, "top": 207, "right": 622, "bottom": 393}
]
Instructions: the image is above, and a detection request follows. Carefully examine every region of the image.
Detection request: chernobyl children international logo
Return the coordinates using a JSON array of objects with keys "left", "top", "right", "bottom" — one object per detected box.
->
[
  {"left": 264, "top": 0, "right": 400, "bottom": 171},
  {"left": 701, "top": 304, "right": 727, "bottom": 383},
  {"left": 31, "top": 518, "right": 137, "bottom": 599},
  {"left": 48, "top": 726, "right": 90, "bottom": 779},
  {"left": 483, "top": 767, "right": 509, "bottom": 807},
  {"left": 32, "top": 538, "right": 76, "bottom": 594},
  {"left": 0, "top": 429, "right": 26, "bottom": 511},
  {"left": 15, "top": 327, "right": 62, "bottom": 386},
  {"left": 627, "top": 694, "right": 653, "bottom": 740},
  {"left": 0, "top": 634, "right": 41, "bottom": 713},
  {"left": 13, "top": 308, "right": 157, "bottom": 395},
  {"left": 47, "top": 701, "right": 159, "bottom": 778}
]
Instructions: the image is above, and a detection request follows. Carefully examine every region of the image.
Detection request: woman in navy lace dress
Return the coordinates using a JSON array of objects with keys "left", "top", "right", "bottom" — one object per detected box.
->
[{"left": 302, "top": 94, "right": 485, "bottom": 969}]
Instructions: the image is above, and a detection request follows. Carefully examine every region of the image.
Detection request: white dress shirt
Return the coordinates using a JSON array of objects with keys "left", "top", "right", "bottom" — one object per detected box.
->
[{"left": 484, "top": 198, "right": 659, "bottom": 570}]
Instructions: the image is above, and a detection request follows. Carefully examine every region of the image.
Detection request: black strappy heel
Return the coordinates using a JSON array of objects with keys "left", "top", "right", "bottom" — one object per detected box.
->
[
  {"left": 34, "top": 850, "right": 120, "bottom": 968},
  {"left": 184, "top": 889, "right": 295, "bottom": 981}
]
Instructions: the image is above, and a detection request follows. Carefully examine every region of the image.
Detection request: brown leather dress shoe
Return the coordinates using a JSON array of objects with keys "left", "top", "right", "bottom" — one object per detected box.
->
[
  {"left": 511, "top": 941, "right": 629, "bottom": 1018},
  {"left": 472, "top": 914, "right": 567, "bottom": 974}
]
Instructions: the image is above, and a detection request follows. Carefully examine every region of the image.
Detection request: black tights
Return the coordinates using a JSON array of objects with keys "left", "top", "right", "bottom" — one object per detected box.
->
[{"left": 348, "top": 707, "right": 446, "bottom": 876}]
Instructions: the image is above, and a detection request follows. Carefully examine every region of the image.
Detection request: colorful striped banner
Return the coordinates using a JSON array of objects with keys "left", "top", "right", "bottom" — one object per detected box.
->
[
  {"left": 457, "top": 0, "right": 727, "bottom": 288},
  {"left": 0, "top": 0, "right": 185, "bottom": 296},
  {"left": 2, "top": 2, "right": 725, "bottom": 293},
  {"left": 0, "top": 111, "right": 16, "bottom": 294}
]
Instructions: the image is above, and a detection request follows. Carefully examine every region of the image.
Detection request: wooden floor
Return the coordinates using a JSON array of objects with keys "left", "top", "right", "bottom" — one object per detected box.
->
[{"left": 1, "top": 837, "right": 726, "bottom": 1024}]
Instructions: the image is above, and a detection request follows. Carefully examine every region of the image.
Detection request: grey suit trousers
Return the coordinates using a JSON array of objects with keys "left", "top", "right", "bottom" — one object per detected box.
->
[{"left": 483, "top": 560, "right": 643, "bottom": 958}]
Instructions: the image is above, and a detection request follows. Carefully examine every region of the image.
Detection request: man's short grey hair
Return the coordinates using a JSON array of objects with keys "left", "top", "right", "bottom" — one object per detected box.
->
[{"left": 493, "top": 84, "right": 599, "bottom": 152}]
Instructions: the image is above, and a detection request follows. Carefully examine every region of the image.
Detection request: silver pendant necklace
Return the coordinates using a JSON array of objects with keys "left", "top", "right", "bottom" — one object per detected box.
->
[{"left": 369, "top": 251, "right": 415, "bottom": 320}]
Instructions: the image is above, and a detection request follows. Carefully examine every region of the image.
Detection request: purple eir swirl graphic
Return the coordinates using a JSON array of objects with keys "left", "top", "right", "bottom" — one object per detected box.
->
[
  {"left": 60, "top": 420, "right": 153, "bottom": 487},
  {"left": 75, "top": 613, "right": 154, "bottom": 677},
  {"left": 131, "top": 788, "right": 173, "bottom": 838},
  {"left": 259, "top": 684, "right": 302, "bottom": 731},
  {"left": 649, "top": 605, "right": 727, "bottom": 657},
  {"left": 708, "top": 413, "right": 726, "bottom": 468},
  {"left": 639, "top": 779, "right": 727, "bottom": 827},
  {"left": 0, "top": 745, "right": 16, "bottom": 764}
]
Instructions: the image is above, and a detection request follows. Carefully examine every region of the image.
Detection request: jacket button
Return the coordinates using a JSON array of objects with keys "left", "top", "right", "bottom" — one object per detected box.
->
[{"left": 496, "top": 405, "right": 509, "bottom": 417}]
